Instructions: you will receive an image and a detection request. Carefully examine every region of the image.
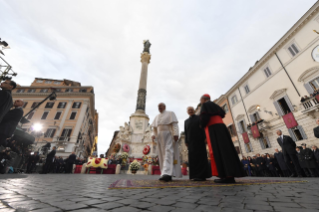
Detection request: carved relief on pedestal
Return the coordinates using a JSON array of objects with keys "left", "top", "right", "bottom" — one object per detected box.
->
[{"left": 118, "top": 122, "right": 132, "bottom": 142}]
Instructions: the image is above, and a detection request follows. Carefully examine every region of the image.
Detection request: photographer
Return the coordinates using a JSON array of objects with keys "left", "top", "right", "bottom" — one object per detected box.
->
[
  {"left": 26, "top": 152, "right": 39, "bottom": 173},
  {"left": 0, "top": 148, "right": 11, "bottom": 174},
  {"left": 0, "top": 99, "right": 24, "bottom": 148}
]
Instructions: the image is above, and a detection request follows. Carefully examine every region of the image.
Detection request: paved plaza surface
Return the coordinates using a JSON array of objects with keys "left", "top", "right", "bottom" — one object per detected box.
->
[{"left": 0, "top": 174, "right": 318, "bottom": 212}]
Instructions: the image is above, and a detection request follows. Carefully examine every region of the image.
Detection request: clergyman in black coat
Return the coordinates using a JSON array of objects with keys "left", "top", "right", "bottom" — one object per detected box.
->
[
  {"left": 43, "top": 146, "right": 56, "bottom": 174},
  {"left": 0, "top": 100, "right": 24, "bottom": 147},
  {"left": 184, "top": 106, "right": 211, "bottom": 181},
  {"left": 66, "top": 152, "right": 76, "bottom": 173},
  {"left": 276, "top": 130, "right": 303, "bottom": 177},
  {"left": 0, "top": 80, "right": 16, "bottom": 123},
  {"left": 274, "top": 148, "right": 290, "bottom": 177},
  {"left": 302, "top": 144, "right": 318, "bottom": 177},
  {"left": 296, "top": 146, "right": 310, "bottom": 177},
  {"left": 199, "top": 94, "right": 245, "bottom": 183}
]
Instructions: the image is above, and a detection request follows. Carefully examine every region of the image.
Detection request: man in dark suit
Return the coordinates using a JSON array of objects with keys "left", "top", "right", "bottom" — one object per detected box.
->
[
  {"left": 43, "top": 146, "right": 56, "bottom": 174},
  {"left": 313, "top": 119, "right": 319, "bottom": 138},
  {"left": 66, "top": 152, "right": 76, "bottom": 173},
  {"left": 27, "top": 152, "right": 39, "bottom": 173},
  {"left": 0, "top": 98, "right": 22, "bottom": 147},
  {"left": 276, "top": 130, "right": 303, "bottom": 177},
  {"left": 0, "top": 79, "right": 16, "bottom": 124}
]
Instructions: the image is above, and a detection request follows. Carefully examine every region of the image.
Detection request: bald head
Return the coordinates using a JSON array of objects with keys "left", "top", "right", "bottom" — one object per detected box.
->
[
  {"left": 187, "top": 106, "right": 195, "bottom": 116},
  {"left": 158, "top": 103, "right": 166, "bottom": 113},
  {"left": 14, "top": 99, "right": 24, "bottom": 108}
]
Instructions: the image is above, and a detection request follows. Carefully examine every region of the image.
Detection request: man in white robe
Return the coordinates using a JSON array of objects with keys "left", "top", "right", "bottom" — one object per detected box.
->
[{"left": 152, "top": 103, "right": 182, "bottom": 182}]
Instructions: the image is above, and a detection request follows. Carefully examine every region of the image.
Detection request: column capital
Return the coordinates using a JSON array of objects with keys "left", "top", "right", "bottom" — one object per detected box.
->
[{"left": 141, "top": 52, "right": 151, "bottom": 64}]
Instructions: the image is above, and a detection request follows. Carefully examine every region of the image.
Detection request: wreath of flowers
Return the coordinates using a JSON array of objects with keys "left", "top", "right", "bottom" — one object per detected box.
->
[
  {"left": 143, "top": 145, "right": 150, "bottom": 155},
  {"left": 129, "top": 160, "right": 140, "bottom": 171},
  {"left": 123, "top": 144, "right": 130, "bottom": 153}
]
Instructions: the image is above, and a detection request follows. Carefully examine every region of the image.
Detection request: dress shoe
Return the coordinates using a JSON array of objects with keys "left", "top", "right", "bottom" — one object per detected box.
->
[
  {"left": 193, "top": 178, "right": 206, "bottom": 181},
  {"left": 161, "top": 175, "right": 172, "bottom": 182},
  {"left": 214, "top": 178, "right": 236, "bottom": 184},
  {"left": 159, "top": 176, "right": 165, "bottom": 181},
  {"left": 289, "top": 174, "right": 297, "bottom": 177}
]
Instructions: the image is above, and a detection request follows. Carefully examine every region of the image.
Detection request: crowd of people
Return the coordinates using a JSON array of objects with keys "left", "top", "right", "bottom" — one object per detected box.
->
[
  {"left": 241, "top": 145, "right": 319, "bottom": 177},
  {"left": 300, "top": 89, "right": 319, "bottom": 109}
]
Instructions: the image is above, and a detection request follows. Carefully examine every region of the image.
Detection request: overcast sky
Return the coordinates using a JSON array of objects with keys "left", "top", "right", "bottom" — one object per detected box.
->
[{"left": 1, "top": 0, "right": 317, "bottom": 154}]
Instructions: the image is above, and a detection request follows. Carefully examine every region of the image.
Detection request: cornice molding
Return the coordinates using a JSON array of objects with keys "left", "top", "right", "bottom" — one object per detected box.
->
[
  {"left": 269, "top": 88, "right": 287, "bottom": 100},
  {"left": 298, "top": 65, "right": 319, "bottom": 82}
]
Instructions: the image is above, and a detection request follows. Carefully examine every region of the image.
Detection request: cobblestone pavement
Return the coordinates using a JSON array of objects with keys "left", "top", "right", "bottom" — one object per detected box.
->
[{"left": 0, "top": 174, "right": 317, "bottom": 212}]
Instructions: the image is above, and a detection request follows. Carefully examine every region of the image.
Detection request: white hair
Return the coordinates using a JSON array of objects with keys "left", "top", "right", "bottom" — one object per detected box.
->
[
  {"left": 187, "top": 106, "right": 194, "bottom": 110},
  {"left": 276, "top": 129, "right": 282, "bottom": 133}
]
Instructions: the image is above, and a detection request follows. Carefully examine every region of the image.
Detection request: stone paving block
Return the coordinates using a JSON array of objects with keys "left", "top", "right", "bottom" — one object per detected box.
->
[
  {"left": 170, "top": 209, "right": 197, "bottom": 212},
  {"left": 31, "top": 208, "right": 62, "bottom": 212},
  {"left": 219, "top": 202, "right": 244, "bottom": 209},
  {"left": 56, "top": 203, "right": 88, "bottom": 210},
  {"left": 148, "top": 205, "right": 175, "bottom": 212},
  {"left": 177, "top": 198, "right": 198, "bottom": 203},
  {"left": 67, "top": 197, "right": 92, "bottom": 202},
  {"left": 272, "top": 208, "right": 318, "bottom": 212},
  {"left": 221, "top": 209, "right": 253, "bottom": 212},
  {"left": 109, "top": 206, "right": 141, "bottom": 212},
  {"left": 197, "top": 200, "right": 220, "bottom": 206},
  {"left": 195, "top": 205, "right": 221, "bottom": 212},
  {"left": 100, "top": 197, "right": 123, "bottom": 202},
  {"left": 172, "top": 202, "right": 198, "bottom": 209},
  {"left": 151, "top": 199, "right": 176, "bottom": 206},
  {"left": 129, "top": 201, "right": 156, "bottom": 209},
  {"left": 70, "top": 209, "right": 106, "bottom": 212},
  {"left": 245, "top": 204, "right": 273, "bottom": 211},
  {"left": 270, "top": 202, "right": 301, "bottom": 208},
  {"left": 92, "top": 202, "right": 123, "bottom": 210},
  {"left": 80, "top": 199, "right": 107, "bottom": 205},
  {"left": 298, "top": 203, "right": 319, "bottom": 209}
]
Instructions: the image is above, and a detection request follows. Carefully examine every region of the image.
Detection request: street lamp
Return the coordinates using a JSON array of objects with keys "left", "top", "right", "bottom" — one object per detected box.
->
[
  {"left": 33, "top": 123, "right": 43, "bottom": 132},
  {"left": 31, "top": 123, "right": 43, "bottom": 151}
]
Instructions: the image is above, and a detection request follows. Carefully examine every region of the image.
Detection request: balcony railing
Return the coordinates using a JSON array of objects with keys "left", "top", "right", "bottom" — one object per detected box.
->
[{"left": 300, "top": 97, "right": 319, "bottom": 113}]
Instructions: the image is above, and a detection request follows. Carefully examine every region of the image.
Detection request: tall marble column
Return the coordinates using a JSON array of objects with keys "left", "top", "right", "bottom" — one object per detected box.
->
[{"left": 135, "top": 52, "right": 151, "bottom": 113}]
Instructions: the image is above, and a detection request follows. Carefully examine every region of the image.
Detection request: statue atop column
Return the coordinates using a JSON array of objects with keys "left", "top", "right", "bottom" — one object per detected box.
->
[{"left": 143, "top": 40, "right": 151, "bottom": 54}]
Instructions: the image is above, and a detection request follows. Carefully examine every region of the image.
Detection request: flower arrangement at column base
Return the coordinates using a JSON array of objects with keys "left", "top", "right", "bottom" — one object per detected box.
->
[
  {"left": 129, "top": 160, "right": 140, "bottom": 174},
  {"left": 143, "top": 164, "right": 149, "bottom": 175},
  {"left": 121, "top": 152, "right": 129, "bottom": 166}
]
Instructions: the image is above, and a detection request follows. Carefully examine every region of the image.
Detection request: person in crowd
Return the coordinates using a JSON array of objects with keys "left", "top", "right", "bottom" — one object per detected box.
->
[
  {"left": 302, "top": 144, "right": 318, "bottom": 177},
  {"left": 66, "top": 152, "right": 76, "bottom": 173},
  {"left": 0, "top": 99, "right": 23, "bottom": 147},
  {"left": 266, "top": 153, "right": 278, "bottom": 177},
  {"left": 274, "top": 148, "right": 290, "bottom": 177},
  {"left": 42, "top": 146, "right": 56, "bottom": 174},
  {"left": 296, "top": 146, "right": 309, "bottom": 177},
  {"left": 151, "top": 103, "right": 181, "bottom": 182},
  {"left": 276, "top": 130, "right": 303, "bottom": 177},
  {"left": 247, "top": 156, "right": 256, "bottom": 176},
  {"left": 313, "top": 145, "right": 319, "bottom": 163},
  {"left": 313, "top": 119, "right": 319, "bottom": 139},
  {"left": 241, "top": 156, "right": 251, "bottom": 176},
  {"left": 256, "top": 154, "right": 268, "bottom": 176},
  {"left": 26, "top": 152, "right": 39, "bottom": 173},
  {"left": 0, "top": 79, "right": 16, "bottom": 125},
  {"left": 184, "top": 106, "right": 211, "bottom": 181},
  {"left": 0, "top": 148, "right": 11, "bottom": 174},
  {"left": 199, "top": 94, "right": 245, "bottom": 183},
  {"left": 253, "top": 155, "right": 262, "bottom": 177}
]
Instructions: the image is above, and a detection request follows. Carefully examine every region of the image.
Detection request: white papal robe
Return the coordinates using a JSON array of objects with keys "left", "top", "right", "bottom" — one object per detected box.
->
[{"left": 152, "top": 110, "right": 182, "bottom": 178}]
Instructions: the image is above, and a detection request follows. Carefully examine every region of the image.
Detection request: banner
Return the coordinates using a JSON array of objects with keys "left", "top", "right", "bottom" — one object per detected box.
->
[
  {"left": 316, "top": 94, "right": 319, "bottom": 103},
  {"left": 242, "top": 132, "right": 250, "bottom": 144},
  {"left": 251, "top": 125, "right": 261, "bottom": 138},
  {"left": 282, "top": 112, "right": 298, "bottom": 129}
]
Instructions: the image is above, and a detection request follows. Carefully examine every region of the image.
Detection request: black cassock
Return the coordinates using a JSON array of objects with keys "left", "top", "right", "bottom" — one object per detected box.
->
[
  {"left": 200, "top": 101, "right": 245, "bottom": 178},
  {"left": 184, "top": 115, "right": 211, "bottom": 179}
]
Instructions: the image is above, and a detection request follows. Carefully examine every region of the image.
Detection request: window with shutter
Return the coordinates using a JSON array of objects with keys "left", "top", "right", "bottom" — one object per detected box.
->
[
  {"left": 283, "top": 95, "right": 294, "bottom": 112},
  {"left": 304, "top": 83, "right": 315, "bottom": 94},
  {"left": 70, "top": 112, "right": 77, "bottom": 120},
  {"left": 54, "top": 112, "right": 62, "bottom": 120},
  {"left": 244, "top": 143, "right": 249, "bottom": 153},
  {"left": 45, "top": 102, "right": 55, "bottom": 108},
  {"left": 297, "top": 125, "right": 307, "bottom": 139},
  {"left": 287, "top": 43, "right": 299, "bottom": 57},
  {"left": 259, "top": 138, "right": 266, "bottom": 149},
  {"left": 23, "top": 102, "right": 28, "bottom": 108},
  {"left": 72, "top": 102, "right": 82, "bottom": 108},
  {"left": 27, "top": 112, "right": 34, "bottom": 120},
  {"left": 264, "top": 67, "right": 272, "bottom": 78},
  {"left": 44, "top": 129, "right": 56, "bottom": 138},
  {"left": 31, "top": 102, "right": 39, "bottom": 108},
  {"left": 273, "top": 101, "right": 284, "bottom": 116},
  {"left": 288, "top": 128, "right": 297, "bottom": 141},
  {"left": 57, "top": 102, "right": 67, "bottom": 108},
  {"left": 248, "top": 142, "right": 253, "bottom": 151},
  {"left": 41, "top": 112, "right": 49, "bottom": 120}
]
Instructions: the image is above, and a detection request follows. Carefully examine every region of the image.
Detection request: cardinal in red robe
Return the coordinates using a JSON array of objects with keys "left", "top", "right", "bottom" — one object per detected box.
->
[{"left": 200, "top": 94, "right": 245, "bottom": 183}]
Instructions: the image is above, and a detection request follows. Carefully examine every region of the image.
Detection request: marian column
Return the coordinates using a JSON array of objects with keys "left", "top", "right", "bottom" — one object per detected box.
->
[{"left": 130, "top": 40, "right": 151, "bottom": 137}]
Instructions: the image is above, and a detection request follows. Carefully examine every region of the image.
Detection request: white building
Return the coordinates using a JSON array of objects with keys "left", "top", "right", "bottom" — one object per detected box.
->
[{"left": 226, "top": 2, "right": 319, "bottom": 157}]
